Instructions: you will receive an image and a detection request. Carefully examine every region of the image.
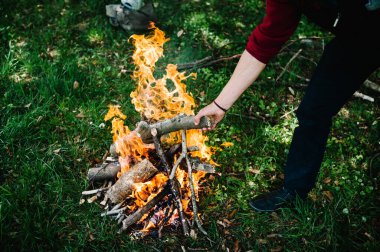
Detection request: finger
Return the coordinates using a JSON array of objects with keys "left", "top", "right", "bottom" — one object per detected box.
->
[{"left": 194, "top": 111, "right": 203, "bottom": 125}]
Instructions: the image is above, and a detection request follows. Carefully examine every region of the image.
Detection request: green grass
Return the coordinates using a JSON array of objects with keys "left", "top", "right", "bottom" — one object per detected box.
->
[{"left": 1, "top": 0, "right": 379, "bottom": 251}]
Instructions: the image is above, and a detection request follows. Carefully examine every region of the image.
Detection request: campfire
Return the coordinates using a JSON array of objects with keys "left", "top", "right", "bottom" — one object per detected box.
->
[{"left": 81, "top": 24, "right": 218, "bottom": 237}]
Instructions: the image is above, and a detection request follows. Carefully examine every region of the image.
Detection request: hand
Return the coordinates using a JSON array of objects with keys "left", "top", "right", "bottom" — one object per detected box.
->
[{"left": 194, "top": 102, "right": 226, "bottom": 130}]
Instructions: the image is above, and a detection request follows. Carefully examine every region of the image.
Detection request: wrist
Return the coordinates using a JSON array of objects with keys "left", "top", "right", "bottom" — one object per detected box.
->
[{"left": 213, "top": 100, "right": 228, "bottom": 113}]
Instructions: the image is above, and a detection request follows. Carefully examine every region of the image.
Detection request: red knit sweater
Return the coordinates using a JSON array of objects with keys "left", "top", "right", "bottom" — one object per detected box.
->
[{"left": 245, "top": 0, "right": 301, "bottom": 64}]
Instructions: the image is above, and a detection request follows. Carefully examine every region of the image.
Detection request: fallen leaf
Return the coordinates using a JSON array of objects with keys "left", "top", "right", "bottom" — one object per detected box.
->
[
  {"left": 88, "top": 233, "right": 95, "bottom": 241},
  {"left": 271, "top": 212, "right": 279, "bottom": 220},
  {"left": 257, "top": 239, "right": 267, "bottom": 245},
  {"left": 53, "top": 148, "right": 61, "bottom": 154},
  {"left": 36, "top": 116, "right": 43, "bottom": 123},
  {"left": 278, "top": 173, "right": 285, "bottom": 180},
  {"left": 177, "top": 29, "right": 184, "bottom": 37},
  {"left": 228, "top": 209, "right": 238, "bottom": 218},
  {"left": 249, "top": 168, "right": 260, "bottom": 174},
  {"left": 267, "top": 233, "right": 282, "bottom": 239},
  {"left": 73, "top": 80, "right": 79, "bottom": 89},
  {"left": 309, "top": 192, "right": 317, "bottom": 202},
  {"left": 24, "top": 103, "right": 32, "bottom": 108},
  {"left": 223, "top": 218, "right": 232, "bottom": 227},
  {"left": 221, "top": 142, "right": 234, "bottom": 148},
  {"left": 271, "top": 246, "right": 283, "bottom": 252},
  {"left": 323, "top": 177, "right": 332, "bottom": 184},
  {"left": 217, "top": 220, "right": 227, "bottom": 228},
  {"left": 190, "top": 229, "right": 197, "bottom": 240},
  {"left": 234, "top": 239, "right": 240, "bottom": 252},
  {"left": 79, "top": 198, "right": 85, "bottom": 205},
  {"left": 76, "top": 112, "right": 85, "bottom": 118},
  {"left": 323, "top": 190, "right": 334, "bottom": 202}
]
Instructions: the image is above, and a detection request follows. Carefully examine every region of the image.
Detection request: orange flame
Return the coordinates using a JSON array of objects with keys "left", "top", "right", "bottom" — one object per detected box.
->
[{"left": 104, "top": 24, "right": 215, "bottom": 230}]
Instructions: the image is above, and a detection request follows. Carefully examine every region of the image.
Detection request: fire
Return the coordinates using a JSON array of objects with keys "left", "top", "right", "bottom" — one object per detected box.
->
[{"left": 104, "top": 23, "right": 214, "bottom": 231}]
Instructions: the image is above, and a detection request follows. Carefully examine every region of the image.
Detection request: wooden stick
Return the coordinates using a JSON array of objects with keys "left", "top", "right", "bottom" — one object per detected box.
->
[
  {"left": 151, "top": 128, "right": 190, "bottom": 236},
  {"left": 101, "top": 207, "right": 127, "bottom": 217},
  {"left": 364, "top": 80, "right": 380, "bottom": 93},
  {"left": 353, "top": 92, "right": 374, "bottom": 102},
  {"left": 106, "top": 159, "right": 158, "bottom": 204},
  {"left": 82, "top": 187, "right": 111, "bottom": 195},
  {"left": 135, "top": 114, "right": 212, "bottom": 144},
  {"left": 177, "top": 54, "right": 241, "bottom": 71},
  {"left": 120, "top": 185, "right": 169, "bottom": 232},
  {"left": 183, "top": 131, "right": 207, "bottom": 235},
  {"left": 87, "top": 163, "right": 120, "bottom": 182},
  {"left": 276, "top": 49, "right": 303, "bottom": 82}
]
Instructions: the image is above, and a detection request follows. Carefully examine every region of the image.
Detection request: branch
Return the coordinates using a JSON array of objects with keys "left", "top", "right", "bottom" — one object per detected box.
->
[
  {"left": 364, "top": 80, "right": 380, "bottom": 93},
  {"left": 276, "top": 49, "right": 303, "bottom": 82},
  {"left": 87, "top": 163, "right": 120, "bottom": 182},
  {"left": 353, "top": 91, "right": 374, "bottom": 102},
  {"left": 177, "top": 54, "right": 241, "bottom": 71},
  {"left": 106, "top": 159, "right": 158, "bottom": 204},
  {"left": 120, "top": 185, "right": 170, "bottom": 232},
  {"left": 151, "top": 128, "right": 190, "bottom": 236},
  {"left": 135, "top": 114, "right": 211, "bottom": 144},
  {"left": 182, "top": 130, "right": 207, "bottom": 235}
]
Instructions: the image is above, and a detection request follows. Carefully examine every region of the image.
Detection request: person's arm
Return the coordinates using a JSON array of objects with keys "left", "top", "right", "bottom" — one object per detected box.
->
[
  {"left": 194, "top": 50, "right": 265, "bottom": 129},
  {"left": 194, "top": 0, "right": 301, "bottom": 129}
]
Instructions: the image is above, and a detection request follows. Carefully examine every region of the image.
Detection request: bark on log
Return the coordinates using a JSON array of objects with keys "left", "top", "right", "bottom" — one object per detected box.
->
[
  {"left": 135, "top": 115, "right": 212, "bottom": 144},
  {"left": 106, "top": 159, "right": 158, "bottom": 204},
  {"left": 87, "top": 163, "right": 121, "bottom": 182}
]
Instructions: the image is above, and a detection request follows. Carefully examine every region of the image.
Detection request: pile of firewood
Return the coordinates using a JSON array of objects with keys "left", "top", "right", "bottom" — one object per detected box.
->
[{"left": 81, "top": 114, "right": 216, "bottom": 236}]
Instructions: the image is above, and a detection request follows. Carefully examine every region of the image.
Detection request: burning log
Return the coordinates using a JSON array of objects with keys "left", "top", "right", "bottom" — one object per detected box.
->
[
  {"left": 120, "top": 184, "right": 170, "bottom": 232},
  {"left": 151, "top": 128, "right": 190, "bottom": 236},
  {"left": 106, "top": 159, "right": 158, "bottom": 204},
  {"left": 109, "top": 115, "right": 212, "bottom": 156},
  {"left": 135, "top": 114, "right": 212, "bottom": 144},
  {"left": 87, "top": 163, "right": 121, "bottom": 182}
]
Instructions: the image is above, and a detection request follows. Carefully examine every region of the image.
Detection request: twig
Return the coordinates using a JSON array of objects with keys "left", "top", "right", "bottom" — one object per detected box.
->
[
  {"left": 353, "top": 92, "right": 374, "bottom": 102},
  {"left": 101, "top": 206, "right": 127, "bottom": 217},
  {"left": 177, "top": 54, "right": 241, "bottom": 71},
  {"left": 81, "top": 187, "right": 111, "bottom": 195},
  {"left": 120, "top": 185, "right": 169, "bottom": 232},
  {"left": 174, "top": 130, "right": 208, "bottom": 235},
  {"left": 364, "top": 80, "right": 380, "bottom": 93},
  {"left": 151, "top": 128, "right": 190, "bottom": 236},
  {"left": 280, "top": 107, "right": 298, "bottom": 119},
  {"left": 186, "top": 155, "right": 207, "bottom": 235},
  {"left": 276, "top": 49, "right": 303, "bottom": 82}
]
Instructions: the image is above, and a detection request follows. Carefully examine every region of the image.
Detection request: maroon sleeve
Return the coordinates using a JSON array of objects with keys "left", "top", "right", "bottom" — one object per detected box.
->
[{"left": 246, "top": 0, "right": 301, "bottom": 64}]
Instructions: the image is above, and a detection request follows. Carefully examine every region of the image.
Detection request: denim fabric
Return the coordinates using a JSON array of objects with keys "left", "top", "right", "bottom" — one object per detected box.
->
[{"left": 283, "top": 35, "right": 380, "bottom": 197}]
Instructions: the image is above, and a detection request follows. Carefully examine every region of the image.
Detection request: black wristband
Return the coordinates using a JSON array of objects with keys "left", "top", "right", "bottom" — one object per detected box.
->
[{"left": 213, "top": 101, "right": 228, "bottom": 113}]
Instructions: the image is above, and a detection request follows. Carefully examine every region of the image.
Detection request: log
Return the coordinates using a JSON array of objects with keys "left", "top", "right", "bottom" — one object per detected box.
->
[
  {"left": 120, "top": 185, "right": 169, "bottom": 232},
  {"left": 106, "top": 159, "right": 158, "bottom": 204},
  {"left": 87, "top": 163, "right": 121, "bottom": 182},
  {"left": 364, "top": 80, "right": 380, "bottom": 93},
  {"left": 135, "top": 115, "right": 212, "bottom": 144}
]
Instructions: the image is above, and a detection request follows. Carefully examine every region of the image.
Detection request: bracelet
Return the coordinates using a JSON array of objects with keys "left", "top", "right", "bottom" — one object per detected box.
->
[{"left": 213, "top": 101, "right": 228, "bottom": 113}]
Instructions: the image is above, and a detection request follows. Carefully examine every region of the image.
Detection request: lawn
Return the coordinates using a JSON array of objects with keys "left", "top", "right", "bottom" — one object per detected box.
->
[{"left": 1, "top": 0, "right": 379, "bottom": 251}]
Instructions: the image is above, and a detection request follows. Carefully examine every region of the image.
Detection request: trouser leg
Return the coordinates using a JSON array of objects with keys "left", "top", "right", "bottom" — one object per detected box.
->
[{"left": 284, "top": 37, "right": 380, "bottom": 197}]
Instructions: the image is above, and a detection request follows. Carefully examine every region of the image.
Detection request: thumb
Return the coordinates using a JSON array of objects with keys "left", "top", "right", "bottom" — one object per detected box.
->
[{"left": 194, "top": 110, "right": 203, "bottom": 125}]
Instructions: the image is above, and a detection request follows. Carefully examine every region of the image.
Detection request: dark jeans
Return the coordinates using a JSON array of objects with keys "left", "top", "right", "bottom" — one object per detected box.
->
[{"left": 283, "top": 35, "right": 380, "bottom": 198}]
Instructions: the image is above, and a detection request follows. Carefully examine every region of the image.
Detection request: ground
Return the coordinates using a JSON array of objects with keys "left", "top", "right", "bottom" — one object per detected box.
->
[{"left": 0, "top": 0, "right": 379, "bottom": 251}]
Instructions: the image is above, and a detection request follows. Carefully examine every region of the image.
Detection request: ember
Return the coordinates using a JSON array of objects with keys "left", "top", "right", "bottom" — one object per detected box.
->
[{"left": 81, "top": 24, "right": 216, "bottom": 237}]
